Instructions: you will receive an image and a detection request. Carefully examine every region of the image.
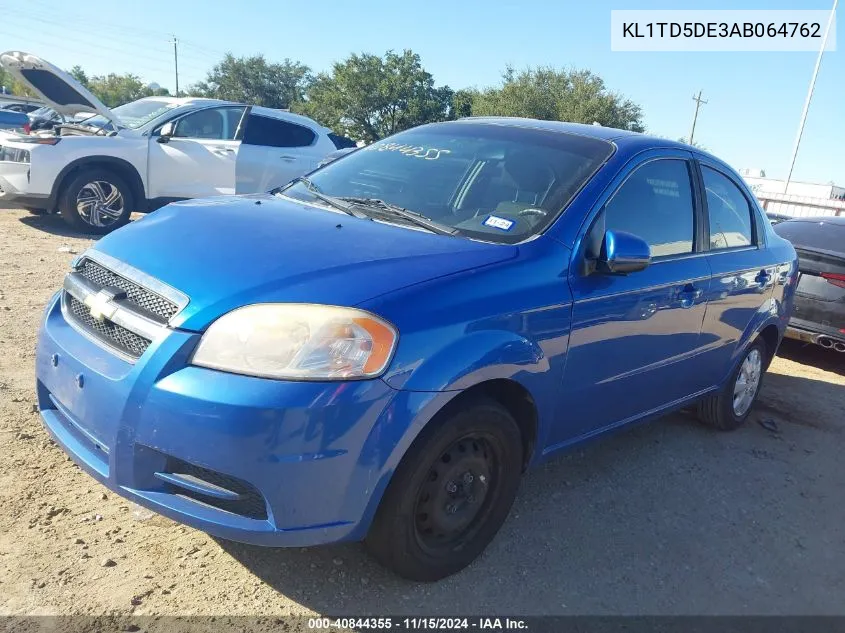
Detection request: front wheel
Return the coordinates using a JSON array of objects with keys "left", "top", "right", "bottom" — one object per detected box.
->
[
  {"left": 365, "top": 398, "right": 523, "bottom": 581},
  {"left": 58, "top": 168, "right": 134, "bottom": 234},
  {"left": 697, "top": 338, "right": 767, "bottom": 431}
]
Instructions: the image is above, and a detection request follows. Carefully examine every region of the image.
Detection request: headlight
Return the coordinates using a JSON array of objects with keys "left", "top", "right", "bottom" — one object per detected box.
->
[
  {"left": 0, "top": 145, "right": 30, "bottom": 163},
  {"left": 191, "top": 304, "right": 398, "bottom": 380}
]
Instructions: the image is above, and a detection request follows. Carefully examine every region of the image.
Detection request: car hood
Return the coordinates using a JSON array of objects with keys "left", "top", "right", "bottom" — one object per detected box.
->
[
  {"left": 0, "top": 51, "right": 116, "bottom": 122},
  {"left": 90, "top": 195, "right": 517, "bottom": 331}
]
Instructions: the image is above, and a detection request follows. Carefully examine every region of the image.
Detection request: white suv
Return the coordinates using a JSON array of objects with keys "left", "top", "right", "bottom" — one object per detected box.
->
[{"left": 0, "top": 51, "right": 340, "bottom": 233}]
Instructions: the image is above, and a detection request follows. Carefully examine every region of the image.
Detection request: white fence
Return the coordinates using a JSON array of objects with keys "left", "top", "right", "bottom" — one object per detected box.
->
[{"left": 757, "top": 191, "right": 845, "bottom": 218}]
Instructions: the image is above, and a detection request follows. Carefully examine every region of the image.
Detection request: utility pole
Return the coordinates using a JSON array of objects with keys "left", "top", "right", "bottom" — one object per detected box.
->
[
  {"left": 783, "top": 0, "right": 838, "bottom": 194},
  {"left": 172, "top": 36, "right": 180, "bottom": 98},
  {"left": 688, "top": 90, "right": 707, "bottom": 146}
]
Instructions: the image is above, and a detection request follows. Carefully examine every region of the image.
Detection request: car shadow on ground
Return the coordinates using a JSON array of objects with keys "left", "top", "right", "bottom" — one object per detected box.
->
[
  {"left": 18, "top": 212, "right": 101, "bottom": 239},
  {"left": 215, "top": 372, "right": 845, "bottom": 616},
  {"left": 777, "top": 339, "right": 845, "bottom": 377}
]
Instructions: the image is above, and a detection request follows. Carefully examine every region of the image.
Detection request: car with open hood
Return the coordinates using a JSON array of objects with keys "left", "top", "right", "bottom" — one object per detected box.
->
[
  {"left": 0, "top": 51, "right": 342, "bottom": 232},
  {"left": 35, "top": 117, "right": 797, "bottom": 580}
]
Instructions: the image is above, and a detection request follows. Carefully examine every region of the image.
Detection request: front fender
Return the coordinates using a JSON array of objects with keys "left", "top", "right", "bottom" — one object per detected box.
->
[{"left": 383, "top": 328, "right": 547, "bottom": 392}]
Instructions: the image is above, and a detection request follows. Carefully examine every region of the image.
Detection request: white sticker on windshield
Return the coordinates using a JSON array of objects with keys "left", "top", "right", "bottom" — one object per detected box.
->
[
  {"left": 483, "top": 215, "right": 515, "bottom": 231},
  {"left": 365, "top": 142, "right": 451, "bottom": 160}
]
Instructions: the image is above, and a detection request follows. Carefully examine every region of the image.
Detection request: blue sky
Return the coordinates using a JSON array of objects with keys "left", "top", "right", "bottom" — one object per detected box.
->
[{"left": 0, "top": 0, "right": 841, "bottom": 183}]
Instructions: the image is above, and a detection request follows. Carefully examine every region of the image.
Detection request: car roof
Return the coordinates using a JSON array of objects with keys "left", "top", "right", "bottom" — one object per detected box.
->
[
  {"left": 250, "top": 105, "right": 329, "bottom": 131},
  {"left": 136, "top": 96, "right": 234, "bottom": 107},
  {"left": 454, "top": 116, "right": 641, "bottom": 140},
  {"left": 450, "top": 116, "right": 701, "bottom": 151}
]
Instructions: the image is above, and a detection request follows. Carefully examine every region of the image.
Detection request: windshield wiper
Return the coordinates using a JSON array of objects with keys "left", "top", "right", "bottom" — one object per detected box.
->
[
  {"left": 338, "top": 197, "right": 459, "bottom": 236},
  {"left": 282, "top": 177, "right": 369, "bottom": 219}
]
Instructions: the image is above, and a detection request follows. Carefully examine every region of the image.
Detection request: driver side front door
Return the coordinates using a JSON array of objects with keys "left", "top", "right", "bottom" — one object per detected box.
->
[
  {"left": 550, "top": 152, "right": 712, "bottom": 448},
  {"left": 147, "top": 106, "right": 247, "bottom": 200}
]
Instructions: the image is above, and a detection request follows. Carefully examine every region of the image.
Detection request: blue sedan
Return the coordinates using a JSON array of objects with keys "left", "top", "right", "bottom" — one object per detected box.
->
[{"left": 35, "top": 118, "right": 797, "bottom": 580}]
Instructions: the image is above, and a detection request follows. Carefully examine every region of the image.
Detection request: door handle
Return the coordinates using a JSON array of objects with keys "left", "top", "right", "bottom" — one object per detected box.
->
[
  {"left": 678, "top": 283, "right": 702, "bottom": 308},
  {"left": 279, "top": 155, "right": 296, "bottom": 161},
  {"left": 212, "top": 146, "right": 235, "bottom": 155}
]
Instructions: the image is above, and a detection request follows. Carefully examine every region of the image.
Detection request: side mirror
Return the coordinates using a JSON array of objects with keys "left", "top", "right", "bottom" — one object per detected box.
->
[
  {"left": 157, "top": 121, "right": 174, "bottom": 143},
  {"left": 598, "top": 229, "right": 651, "bottom": 274}
]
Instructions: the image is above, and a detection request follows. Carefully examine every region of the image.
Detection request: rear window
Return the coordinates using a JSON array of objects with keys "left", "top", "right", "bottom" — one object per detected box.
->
[{"left": 774, "top": 220, "right": 845, "bottom": 254}]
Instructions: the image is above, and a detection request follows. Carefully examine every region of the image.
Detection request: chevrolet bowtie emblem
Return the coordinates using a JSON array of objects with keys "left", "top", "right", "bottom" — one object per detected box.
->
[{"left": 83, "top": 289, "right": 122, "bottom": 322}]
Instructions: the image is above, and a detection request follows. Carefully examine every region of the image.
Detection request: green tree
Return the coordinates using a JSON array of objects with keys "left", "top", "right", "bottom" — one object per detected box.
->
[
  {"left": 0, "top": 66, "right": 35, "bottom": 97},
  {"left": 190, "top": 54, "right": 310, "bottom": 109},
  {"left": 295, "top": 50, "right": 453, "bottom": 142},
  {"left": 85, "top": 73, "right": 169, "bottom": 107},
  {"left": 677, "top": 137, "right": 706, "bottom": 150},
  {"left": 471, "top": 66, "right": 644, "bottom": 132},
  {"left": 69, "top": 65, "right": 89, "bottom": 87},
  {"left": 450, "top": 89, "right": 477, "bottom": 120},
  {"left": 0, "top": 67, "right": 12, "bottom": 94}
]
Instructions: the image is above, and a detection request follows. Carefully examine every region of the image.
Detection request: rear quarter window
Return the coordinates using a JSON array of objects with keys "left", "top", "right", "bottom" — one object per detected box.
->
[{"left": 243, "top": 115, "right": 316, "bottom": 148}]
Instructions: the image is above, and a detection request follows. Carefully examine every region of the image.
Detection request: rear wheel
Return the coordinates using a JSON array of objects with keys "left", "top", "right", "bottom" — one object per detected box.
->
[
  {"left": 365, "top": 398, "right": 523, "bottom": 581},
  {"left": 697, "top": 338, "right": 767, "bottom": 431},
  {"left": 58, "top": 168, "right": 133, "bottom": 234}
]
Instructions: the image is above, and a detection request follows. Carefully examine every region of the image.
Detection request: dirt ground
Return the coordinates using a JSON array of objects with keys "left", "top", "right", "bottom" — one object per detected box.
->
[{"left": 0, "top": 207, "right": 844, "bottom": 617}]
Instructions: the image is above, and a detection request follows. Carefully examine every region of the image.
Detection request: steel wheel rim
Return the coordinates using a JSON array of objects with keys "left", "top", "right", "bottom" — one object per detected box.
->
[
  {"left": 733, "top": 349, "right": 762, "bottom": 417},
  {"left": 76, "top": 181, "right": 125, "bottom": 228},
  {"left": 413, "top": 434, "right": 500, "bottom": 554}
]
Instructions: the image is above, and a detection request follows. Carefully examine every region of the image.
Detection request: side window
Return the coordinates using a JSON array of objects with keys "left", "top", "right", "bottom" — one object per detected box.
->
[
  {"left": 604, "top": 159, "right": 695, "bottom": 257},
  {"left": 242, "top": 115, "right": 316, "bottom": 148},
  {"left": 702, "top": 166, "right": 754, "bottom": 249},
  {"left": 172, "top": 107, "right": 245, "bottom": 140}
]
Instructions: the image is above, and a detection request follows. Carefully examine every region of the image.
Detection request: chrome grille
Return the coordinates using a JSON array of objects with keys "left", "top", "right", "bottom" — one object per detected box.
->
[
  {"left": 67, "top": 296, "right": 152, "bottom": 357},
  {"left": 61, "top": 256, "right": 186, "bottom": 361},
  {"left": 78, "top": 259, "right": 178, "bottom": 322}
]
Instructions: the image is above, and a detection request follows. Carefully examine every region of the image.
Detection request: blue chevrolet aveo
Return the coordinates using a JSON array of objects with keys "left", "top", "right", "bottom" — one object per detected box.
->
[{"left": 35, "top": 118, "right": 797, "bottom": 580}]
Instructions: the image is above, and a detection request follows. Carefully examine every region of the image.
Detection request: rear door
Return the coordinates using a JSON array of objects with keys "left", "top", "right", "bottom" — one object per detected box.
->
[
  {"left": 235, "top": 113, "right": 327, "bottom": 193},
  {"left": 696, "top": 162, "right": 777, "bottom": 386},
  {"left": 147, "top": 105, "right": 247, "bottom": 199},
  {"left": 774, "top": 219, "right": 845, "bottom": 336}
]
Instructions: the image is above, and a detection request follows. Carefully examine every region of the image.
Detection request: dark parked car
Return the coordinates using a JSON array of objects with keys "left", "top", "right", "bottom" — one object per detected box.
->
[
  {"left": 0, "top": 108, "right": 28, "bottom": 130},
  {"left": 0, "top": 101, "right": 41, "bottom": 114},
  {"left": 766, "top": 211, "right": 793, "bottom": 225},
  {"left": 774, "top": 216, "right": 845, "bottom": 352}
]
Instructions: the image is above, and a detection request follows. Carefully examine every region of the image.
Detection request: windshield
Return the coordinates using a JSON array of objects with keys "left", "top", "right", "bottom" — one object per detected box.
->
[
  {"left": 82, "top": 99, "right": 179, "bottom": 130},
  {"left": 30, "top": 106, "right": 54, "bottom": 118},
  {"left": 280, "top": 122, "right": 614, "bottom": 244}
]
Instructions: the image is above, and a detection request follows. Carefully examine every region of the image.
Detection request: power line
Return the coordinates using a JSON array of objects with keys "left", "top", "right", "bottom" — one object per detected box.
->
[
  {"left": 0, "top": 28, "right": 208, "bottom": 90},
  {"left": 172, "top": 36, "right": 180, "bottom": 98},
  {"left": 783, "top": 0, "right": 838, "bottom": 193},
  {"left": 688, "top": 90, "right": 707, "bottom": 146},
  {"left": 0, "top": 10, "right": 214, "bottom": 73}
]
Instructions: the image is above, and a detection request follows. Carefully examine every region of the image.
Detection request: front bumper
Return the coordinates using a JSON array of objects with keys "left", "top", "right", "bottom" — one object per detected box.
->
[
  {"left": 35, "top": 292, "right": 435, "bottom": 546},
  {"left": 0, "top": 161, "right": 43, "bottom": 205}
]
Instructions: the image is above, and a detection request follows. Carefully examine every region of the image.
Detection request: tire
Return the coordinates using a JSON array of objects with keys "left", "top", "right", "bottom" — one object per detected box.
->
[
  {"left": 365, "top": 398, "right": 523, "bottom": 581},
  {"left": 697, "top": 338, "right": 767, "bottom": 431},
  {"left": 58, "top": 168, "right": 134, "bottom": 234}
]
